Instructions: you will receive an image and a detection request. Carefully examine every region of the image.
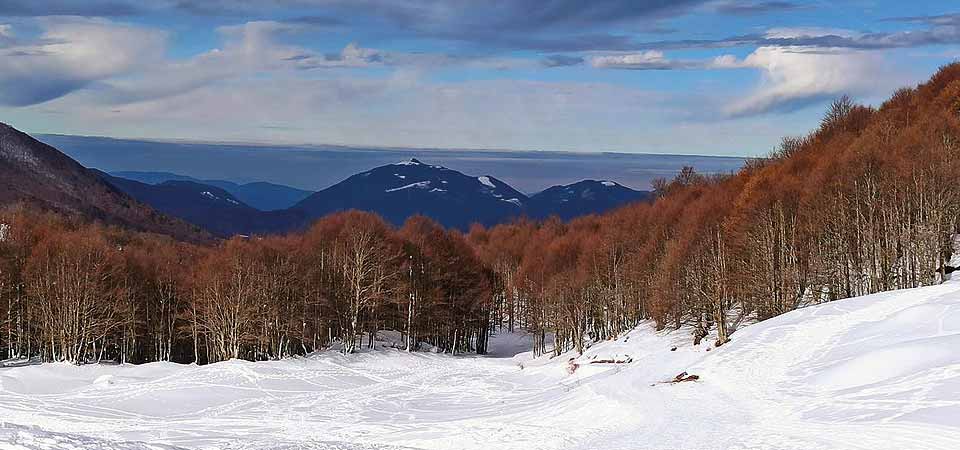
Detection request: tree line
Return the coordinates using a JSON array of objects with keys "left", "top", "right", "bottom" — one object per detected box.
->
[
  {"left": 0, "top": 209, "right": 494, "bottom": 364},
  {"left": 3, "top": 64, "right": 960, "bottom": 364}
]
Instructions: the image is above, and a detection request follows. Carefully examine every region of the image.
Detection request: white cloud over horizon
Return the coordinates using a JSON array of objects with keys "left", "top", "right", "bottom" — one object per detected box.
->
[{"left": 0, "top": 8, "right": 947, "bottom": 156}]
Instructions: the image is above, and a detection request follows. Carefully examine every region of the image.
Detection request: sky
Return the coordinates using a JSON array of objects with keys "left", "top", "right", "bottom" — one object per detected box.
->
[{"left": 0, "top": 1, "right": 958, "bottom": 157}]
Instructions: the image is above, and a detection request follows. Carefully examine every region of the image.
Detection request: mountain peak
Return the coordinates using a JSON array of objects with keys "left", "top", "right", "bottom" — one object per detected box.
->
[
  {"left": 394, "top": 158, "right": 425, "bottom": 166},
  {"left": 297, "top": 158, "right": 532, "bottom": 229},
  {"left": 527, "top": 179, "right": 650, "bottom": 220}
]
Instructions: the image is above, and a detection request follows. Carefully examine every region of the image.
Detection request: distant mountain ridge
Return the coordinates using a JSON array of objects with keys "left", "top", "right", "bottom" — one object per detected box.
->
[
  {"left": 39, "top": 133, "right": 745, "bottom": 196},
  {"left": 112, "top": 171, "right": 313, "bottom": 211},
  {"left": 97, "top": 172, "right": 306, "bottom": 236},
  {"left": 103, "top": 157, "right": 651, "bottom": 235},
  {"left": 0, "top": 123, "right": 651, "bottom": 237},
  {"left": 291, "top": 158, "right": 650, "bottom": 229}
]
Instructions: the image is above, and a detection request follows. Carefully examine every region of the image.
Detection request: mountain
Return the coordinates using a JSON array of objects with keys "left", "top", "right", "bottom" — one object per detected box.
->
[
  {"left": 293, "top": 158, "right": 529, "bottom": 229},
  {"left": 0, "top": 123, "right": 205, "bottom": 241},
  {"left": 112, "top": 171, "right": 313, "bottom": 211},
  {"left": 527, "top": 180, "right": 651, "bottom": 220},
  {"left": 97, "top": 173, "right": 305, "bottom": 237},
  {"left": 217, "top": 181, "right": 313, "bottom": 211},
  {"left": 104, "top": 159, "right": 652, "bottom": 232},
  {"left": 108, "top": 170, "right": 195, "bottom": 185},
  {"left": 8, "top": 131, "right": 651, "bottom": 236}
]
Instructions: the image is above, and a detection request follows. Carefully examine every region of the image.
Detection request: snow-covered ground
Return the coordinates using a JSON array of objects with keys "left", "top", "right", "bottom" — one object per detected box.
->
[{"left": 3, "top": 281, "right": 960, "bottom": 450}]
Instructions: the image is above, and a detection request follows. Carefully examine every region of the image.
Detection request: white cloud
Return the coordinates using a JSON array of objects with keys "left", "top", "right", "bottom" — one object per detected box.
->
[
  {"left": 763, "top": 27, "right": 859, "bottom": 39},
  {"left": 0, "top": 24, "right": 13, "bottom": 48},
  {"left": 0, "top": 18, "right": 397, "bottom": 107},
  {"left": 30, "top": 76, "right": 673, "bottom": 152},
  {"left": 94, "top": 21, "right": 394, "bottom": 106},
  {"left": 587, "top": 26, "right": 905, "bottom": 117},
  {"left": 0, "top": 18, "right": 165, "bottom": 106},
  {"left": 718, "top": 46, "right": 888, "bottom": 116},
  {"left": 83, "top": 19, "right": 541, "bottom": 107},
  {"left": 39, "top": 19, "right": 165, "bottom": 78},
  {"left": 589, "top": 50, "right": 744, "bottom": 71},
  {"left": 590, "top": 51, "right": 685, "bottom": 69},
  {"left": 215, "top": 21, "right": 321, "bottom": 70}
]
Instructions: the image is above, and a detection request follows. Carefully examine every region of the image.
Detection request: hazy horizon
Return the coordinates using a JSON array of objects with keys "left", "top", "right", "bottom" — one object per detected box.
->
[{"left": 39, "top": 133, "right": 745, "bottom": 193}]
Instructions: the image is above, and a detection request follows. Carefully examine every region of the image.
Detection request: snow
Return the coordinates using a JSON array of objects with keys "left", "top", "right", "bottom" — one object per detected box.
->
[
  {"left": 477, "top": 176, "right": 496, "bottom": 189},
  {"left": 0, "top": 423, "right": 183, "bottom": 450},
  {"left": 391, "top": 159, "right": 423, "bottom": 166},
  {"left": 0, "top": 223, "right": 7, "bottom": 242},
  {"left": 950, "top": 235, "right": 960, "bottom": 267},
  {"left": 502, "top": 198, "right": 522, "bottom": 206},
  {"left": 199, "top": 191, "right": 216, "bottom": 200},
  {"left": 600, "top": 181, "right": 616, "bottom": 187},
  {"left": 3, "top": 282, "right": 960, "bottom": 449},
  {"left": 384, "top": 181, "right": 430, "bottom": 193}
]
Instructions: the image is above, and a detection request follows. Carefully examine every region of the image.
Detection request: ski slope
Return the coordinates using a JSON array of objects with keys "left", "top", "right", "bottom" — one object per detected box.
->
[{"left": 2, "top": 281, "right": 960, "bottom": 450}]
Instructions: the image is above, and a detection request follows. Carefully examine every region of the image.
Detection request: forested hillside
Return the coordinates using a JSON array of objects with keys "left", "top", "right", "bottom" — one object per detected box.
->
[
  {"left": 0, "top": 124, "right": 207, "bottom": 243},
  {"left": 2, "top": 64, "right": 960, "bottom": 365}
]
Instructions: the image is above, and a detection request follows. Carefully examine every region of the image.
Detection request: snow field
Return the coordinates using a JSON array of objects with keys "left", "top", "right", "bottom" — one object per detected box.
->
[{"left": 2, "top": 280, "right": 960, "bottom": 449}]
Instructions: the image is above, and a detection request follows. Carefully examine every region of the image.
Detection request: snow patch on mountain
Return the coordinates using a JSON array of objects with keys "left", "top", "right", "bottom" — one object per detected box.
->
[
  {"left": 477, "top": 176, "right": 496, "bottom": 188},
  {"left": 385, "top": 181, "right": 431, "bottom": 193}
]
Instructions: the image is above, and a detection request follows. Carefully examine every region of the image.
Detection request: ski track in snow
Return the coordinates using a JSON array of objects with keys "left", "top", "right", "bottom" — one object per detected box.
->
[{"left": 3, "top": 283, "right": 960, "bottom": 449}]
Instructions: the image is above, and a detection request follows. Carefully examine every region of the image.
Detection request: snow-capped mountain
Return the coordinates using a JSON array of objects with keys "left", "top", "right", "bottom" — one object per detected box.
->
[
  {"left": 97, "top": 158, "right": 650, "bottom": 234},
  {"left": 527, "top": 180, "right": 651, "bottom": 220},
  {"left": 294, "top": 158, "right": 529, "bottom": 229}
]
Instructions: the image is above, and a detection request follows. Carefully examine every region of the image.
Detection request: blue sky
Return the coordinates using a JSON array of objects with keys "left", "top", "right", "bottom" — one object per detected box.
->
[{"left": 0, "top": 1, "right": 957, "bottom": 156}]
